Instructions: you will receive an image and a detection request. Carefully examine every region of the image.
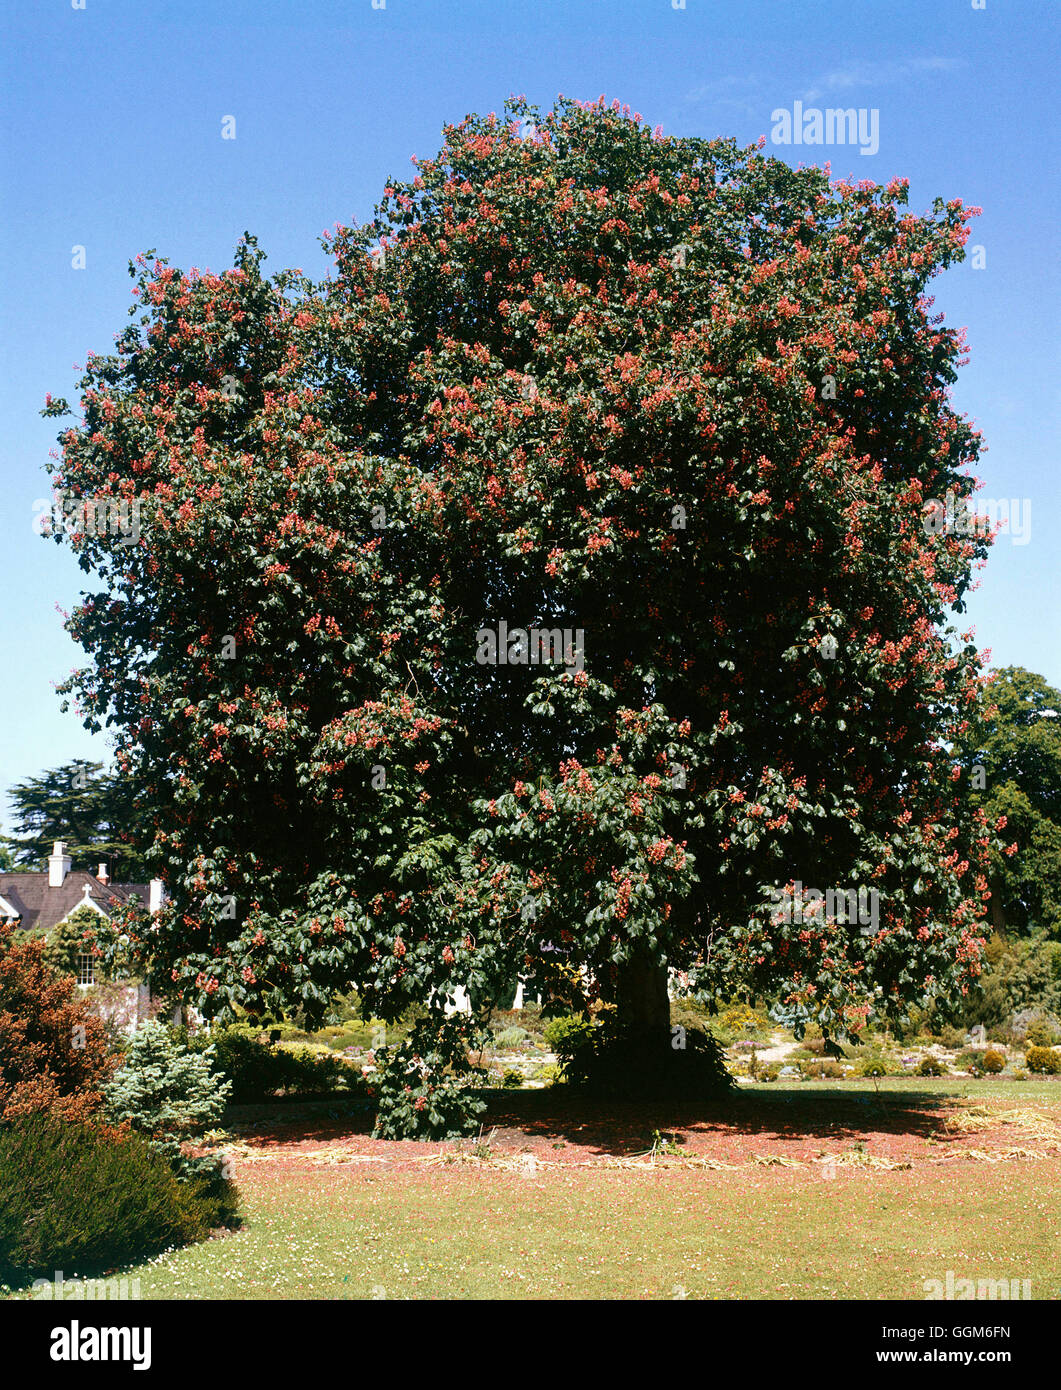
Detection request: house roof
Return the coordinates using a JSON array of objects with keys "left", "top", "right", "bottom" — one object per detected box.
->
[{"left": 0, "top": 871, "right": 150, "bottom": 934}]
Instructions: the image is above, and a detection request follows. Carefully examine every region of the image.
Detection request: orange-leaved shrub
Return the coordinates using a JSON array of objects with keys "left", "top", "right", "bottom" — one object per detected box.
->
[{"left": 0, "top": 922, "right": 115, "bottom": 1122}]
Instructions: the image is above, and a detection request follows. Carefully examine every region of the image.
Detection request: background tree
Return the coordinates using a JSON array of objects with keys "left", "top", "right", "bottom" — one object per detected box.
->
[
  {"left": 967, "top": 933, "right": 1061, "bottom": 1034},
  {"left": 47, "top": 97, "right": 1000, "bottom": 1103},
  {"left": 3, "top": 760, "right": 150, "bottom": 879},
  {"left": 951, "top": 667, "right": 1061, "bottom": 1034},
  {"left": 958, "top": 667, "right": 1061, "bottom": 935}
]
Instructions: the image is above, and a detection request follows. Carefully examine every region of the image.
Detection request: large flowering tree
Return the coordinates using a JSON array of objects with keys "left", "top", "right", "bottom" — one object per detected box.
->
[{"left": 46, "top": 97, "right": 1002, "bottom": 1092}]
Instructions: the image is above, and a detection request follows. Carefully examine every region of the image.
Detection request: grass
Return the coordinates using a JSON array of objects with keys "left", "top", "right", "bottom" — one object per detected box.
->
[
  {"left": 756, "top": 1075, "right": 1061, "bottom": 1101},
  {"left": 11, "top": 1158, "right": 1055, "bottom": 1301},
  {"left": 6, "top": 1076, "right": 1058, "bottom": 1301}
]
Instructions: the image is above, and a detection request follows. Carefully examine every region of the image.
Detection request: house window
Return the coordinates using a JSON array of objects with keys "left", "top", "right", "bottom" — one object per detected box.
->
[{"left": 77, "top": 952, "right": 96, "bottom": 987}]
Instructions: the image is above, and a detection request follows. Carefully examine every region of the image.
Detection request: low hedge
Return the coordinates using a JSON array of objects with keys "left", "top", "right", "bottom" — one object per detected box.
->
[
  {"left": 0, "top": 1115, "right": 228, "bottom": 1282},
  {"left": 188, "top": 1028, "right": 367, "bottom": 1103}
]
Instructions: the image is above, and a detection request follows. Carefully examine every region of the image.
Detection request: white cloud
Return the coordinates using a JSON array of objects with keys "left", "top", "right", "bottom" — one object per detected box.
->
[
  {"left": 682, "top": 74, "right": 764, "bottom": 119},
  {"left": 803, "top": 56, "right": 960, "bottom": 103}
]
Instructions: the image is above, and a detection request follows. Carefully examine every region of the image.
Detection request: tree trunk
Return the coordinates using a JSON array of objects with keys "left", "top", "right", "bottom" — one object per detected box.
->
[
  {"left": 598, "top": 948, "right": 731, "bottom": 1099},
  {"left": 614, "top": 947, "right": 670, "bottom": 1033}
]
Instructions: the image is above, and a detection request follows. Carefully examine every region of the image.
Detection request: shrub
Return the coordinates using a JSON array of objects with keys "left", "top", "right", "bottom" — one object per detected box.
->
[
  {"left": 669, "top": 998, "right": 714, "bottom": 1034},
  {"left": 280, "top": 1043, "right": 357, "bottom": 1094},
  {"left": 714, "top": 1001, "right": 772, "bottom": 1042},
  {"left": 313, "top": 1023, "right": 386, "bottom": 1051},
  {"left": 1025, "top": 1046, "right": 1061, "bottom": 1075},
  {"left": 499, "top": 1069, "right": 523, "bottom": 1089},
  {"left": 0, "top": 1114, "right": 214, "bottom": 1282},
  {"left": 371, "top": 1016, "right": 486, "bottom": 1140},
  {"left": 102, "top": 1021, "right": 232, "bottom": 1183},
  {"left": 255, "top": 1019, "right": 311, "bottom": 1043},
  {"left": 801, "top": 1059, "right": 845, "bottom": 1079},
  {"left": 189, "top": 1029, "right": 275, "bottom": 1102},
  {"left": 543, "top": 1013, "right": 597, "bottom": 1060},
  {"left": 0, "top": 923, "right": 115, "bottom": 1122},
  {"left": 189, "top": 1027, "right": 361, "bottom": 1103},
  {"left": 492, "top": 1002, "right": 544, "bottom": 1040},
  {"left": 931, "top": 1025, "right": 966, "bottom": 1050},
  {"left": 982, "top": 1048, "right": 1006, "bottom": 1074},
  {"left": 988, "top": 1023, "right": 1021, "bottom": 1045},
  {"left": 955, "top": 1049, "right": 986, "bottom": 1075},
  {"left": 918, "top": 1056, "right": 947, "bottom": 1076},
  {"left": 553, "top": 1017, "right": 734, "bottom": 1099},
  {"left": 860, "top": 1059, "right": 891, "bottom": 1077},
  {"left": 493, "top": 1026, "right": 529, "bottom": 1049},
  {"left": 1025, "top": 1019, "right": 1060, "bottom": 1048},
  {"left": 314, "top": 998, "right": 424, "bottom": 1048}
]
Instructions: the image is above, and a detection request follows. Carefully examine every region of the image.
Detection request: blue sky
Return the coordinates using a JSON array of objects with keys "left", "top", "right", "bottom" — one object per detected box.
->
[{"left": 1, "top": 0, "right": 1058, "bottom": 819}]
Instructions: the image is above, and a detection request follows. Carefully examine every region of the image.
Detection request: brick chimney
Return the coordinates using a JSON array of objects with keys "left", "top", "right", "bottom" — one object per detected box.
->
[
  {"left": 48, "top": 842, "right": 72, "bottom": 888},
  {"left": 97, "top": 862, "right": 110, "bottom": 885}
]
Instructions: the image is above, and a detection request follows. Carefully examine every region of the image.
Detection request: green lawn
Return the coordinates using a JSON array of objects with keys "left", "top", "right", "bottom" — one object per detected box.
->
[
  {"left": 756, "top": 1075, "right": 1061, "bottom": 1101},
  {"left": 9, "top": 1074, "right": 1058, "bottom": 1301},
  {"left": 17, "top": 1160, "right": 1054, "bottom": 1301}
]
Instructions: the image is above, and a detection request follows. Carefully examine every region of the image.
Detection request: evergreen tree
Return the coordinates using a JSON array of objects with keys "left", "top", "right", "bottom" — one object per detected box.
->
[{"left": 3, "top": 761, "right": 150, "bottom": 879}]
